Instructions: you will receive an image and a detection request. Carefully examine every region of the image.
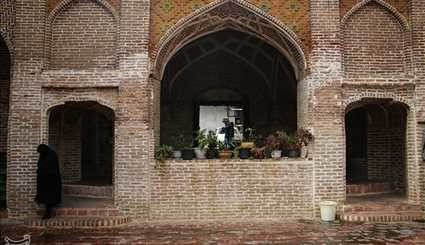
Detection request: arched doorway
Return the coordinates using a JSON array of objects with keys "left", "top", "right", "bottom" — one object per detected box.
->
[
  {"left": 159, "top": 29, "right": 298, "bottom": 147},
  {"left": 151, "top": 1, "right": 307, "bottom": 149},
  {"left": 48, "top": 102, "right": 114, "bottom": 203},
  {"left": 345, "top": 99, "right": 407, "bottom": 198},
  {"left": 0, "top": 36, "right": 11, "bottom": 208}
]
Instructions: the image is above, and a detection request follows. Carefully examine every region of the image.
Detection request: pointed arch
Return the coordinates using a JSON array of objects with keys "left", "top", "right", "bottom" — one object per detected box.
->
[
  {"left": 0, "top": 30, "right": 13, "bottom": 62},
  {"left": 44, "top": 0, "right": 119, "bottom": 69},
  {"left": 341, "top": 0, "right": 409, "bottom": 31},
  {"left": 47, "top": 0, "right": 119, "bottom": 24},
  {"left": 152, "top": 0, "right": 307, "bottom": 81}
]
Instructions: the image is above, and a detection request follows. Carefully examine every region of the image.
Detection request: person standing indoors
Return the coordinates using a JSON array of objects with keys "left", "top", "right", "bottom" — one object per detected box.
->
[{"left": 34, "top": 144, "right": 62, "bottom": 219}]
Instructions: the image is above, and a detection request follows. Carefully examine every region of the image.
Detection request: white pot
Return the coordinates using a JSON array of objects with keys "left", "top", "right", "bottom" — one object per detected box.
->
[
  {"left": 173, "top": 150, "right": 181, "bottom": 159},
  {"left": 271, "top": 150, "right": 282, "bottom": 159},
  {"left": 319, "top": 201, "right": 337, "bottom": 222},
  {"left": 194, "top": 148, "right": 206, "bottom": 159}
]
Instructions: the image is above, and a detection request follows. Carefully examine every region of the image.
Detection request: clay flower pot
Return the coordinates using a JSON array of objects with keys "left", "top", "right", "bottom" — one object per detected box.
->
[{"left": 218, "top": 150, "right": 233, "bottom": 159}]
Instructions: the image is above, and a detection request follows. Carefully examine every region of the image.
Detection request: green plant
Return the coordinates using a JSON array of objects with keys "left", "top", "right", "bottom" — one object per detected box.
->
[
  {"left": 172, "top": 134, "right": 187, "bottom": 150},
  {"left": 205, "top": 130, "right": 218, "bottom": 149},
  {"left": 296, "top": 128, "right": 314, "bottom": 147},
  {"left": 265, "top": 131, "right": 284, "bottom": 150},
  {"left": 243, "top": 128, "right": 256, "bottom": 142},
  {"left": 218, "top": 141, "right": 226, "bottom": 151},
  {"left": 154, "top": 144, "right": 173, "bottom": 162},
  {"left": 194, "top": 129, "right": 208, "bottom": 149},
  {"left": 280, "top": 131, "right": 298, "bottom": 150},
  {"left": 251, "top": 146, "right": 266, "bottom": 159}
]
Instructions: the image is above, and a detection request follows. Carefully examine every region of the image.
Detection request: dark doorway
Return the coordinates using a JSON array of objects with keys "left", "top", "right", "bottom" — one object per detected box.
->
[
  {"left": 49, "top": 102, "right": 114, "bottom": 185},
  {"left": 0, "top": 37, "right": 11, "bottom": 208},
  {"left": 345, "top": 100, "right": 407, "bottom": 196}
]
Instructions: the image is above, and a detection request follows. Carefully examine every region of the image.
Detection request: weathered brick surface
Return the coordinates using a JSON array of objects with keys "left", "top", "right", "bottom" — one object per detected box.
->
[
  {"left": 48, "top": 0, "right": 118, "bottom": 69},
  {"left": 3, "top": 0, "right": 425, "bottom": 222},
  {"left": 342, "top": 2, "right": 409, "bottom": 77},
  {"left": 309, "top": 0, "right": 344, "bottom": 217},
  {"left": 150, "top": 160, "right": 313, "bottom": 221}
]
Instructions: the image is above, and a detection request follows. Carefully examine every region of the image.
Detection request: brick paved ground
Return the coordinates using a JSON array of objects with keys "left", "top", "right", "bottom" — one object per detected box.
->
[{"left": 2, "top": 219, "right": 425, "bottom": 244}]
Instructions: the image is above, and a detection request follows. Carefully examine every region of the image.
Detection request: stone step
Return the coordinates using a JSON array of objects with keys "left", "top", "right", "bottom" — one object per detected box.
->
[
  {"left": 341, "top": 211, "right": 424, "bottom": 223},
  {"left": 37, "top": 207, "right": 121, "bottom": 217},
  {"left": 24, "top": 216, "right": 130, "bottom": 228},
  {"left": 347, "top": 182, "right": 394, "bottom": 196},
  {"left": 63, "top": 184, "right": 113, "bottom": 198},
  {"left": 343, "top": 203, "right": 423, "bottom": 213}
]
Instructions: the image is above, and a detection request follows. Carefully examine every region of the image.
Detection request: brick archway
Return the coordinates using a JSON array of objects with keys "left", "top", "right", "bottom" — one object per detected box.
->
[
  {"left": 151, "top": 0, "right": 307, "bottom": 81},
  {"left": 343, "top": 97, "right": 420, "bottom": 203}
]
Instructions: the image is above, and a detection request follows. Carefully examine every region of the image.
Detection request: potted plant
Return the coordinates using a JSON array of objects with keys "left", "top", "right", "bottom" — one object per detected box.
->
[
  {"left": 193, "top": 129, "right": 207, "bottom": 159},
  {"left": 265, "top": 131, "right": 284, "bottom": 159},
  {"left": 218, "top": 141, "right": 233, "bottom": 159},
  {"left": 239, "top": 128, "right": 256, "bottom": 159},
  {"left": 205, "top": 130, "right": 219, "bottom": 159},
  {"left": 240, "top": 128, "right": 256, "bottom": 148},
  {"left": 296, "top": 128, "right": 314, "bottom": 158},
  {"left": 251, "top": 146, "right": 266, "bottom": 159},
  {"left": 280, "top": 128, "right": 314, "bottom": 158},
  {"left": 172, "top": 134, "right": 185, "bottom": 159},
  {"left": 172, "top": 134, "right": 194, "bottom": 160},
  {"left": 154, "top": 144, "right": 173, "bottom": 162},
  {"left": 281, "top": 131, "right": 299, "bottom": 158},
  {"left": 181, "top": 145, "right": 194, "bottom": 160}
]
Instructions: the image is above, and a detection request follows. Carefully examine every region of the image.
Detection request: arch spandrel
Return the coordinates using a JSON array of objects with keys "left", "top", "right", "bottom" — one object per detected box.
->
[{"left": 152, "top": 0, "right": 307, "bottom": 81}]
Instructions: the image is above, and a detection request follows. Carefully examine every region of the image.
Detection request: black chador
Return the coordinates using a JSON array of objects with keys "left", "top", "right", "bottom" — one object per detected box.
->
[{"left": 35, "top": 144, "right": 62, "bottom": 219}]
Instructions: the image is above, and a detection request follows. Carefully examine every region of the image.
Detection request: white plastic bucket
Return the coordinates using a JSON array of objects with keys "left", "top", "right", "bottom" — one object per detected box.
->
[{"left": 319, "top": 201, "right": 337, "bottom": 222}]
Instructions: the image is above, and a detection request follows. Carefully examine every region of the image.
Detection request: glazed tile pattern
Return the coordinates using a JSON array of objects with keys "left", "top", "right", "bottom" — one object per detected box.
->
[{"left": 150, "top": 0, "right": 311, "bottom": 53}]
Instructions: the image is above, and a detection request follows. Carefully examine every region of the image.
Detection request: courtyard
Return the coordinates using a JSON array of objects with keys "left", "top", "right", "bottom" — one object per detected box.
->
[{"left": 2, "top": 219, "right": 425, "bottom": 244}]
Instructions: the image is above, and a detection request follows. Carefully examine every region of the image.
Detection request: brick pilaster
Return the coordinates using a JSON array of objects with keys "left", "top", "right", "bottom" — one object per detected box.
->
[
  {"left": 7, "top": 0, "right": 46, "bottom": 218},
  {"left": 411, "top": 0, "right": 425, "bottom": 206},
  {"left": 114, "top": 0, "right": 151, "bottom": 219},
  {"left": 309, "top": 0, "right": 345, "bottom": 216}
]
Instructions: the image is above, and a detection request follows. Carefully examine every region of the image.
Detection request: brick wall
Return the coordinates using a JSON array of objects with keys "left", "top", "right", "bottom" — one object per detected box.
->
[
  {"left": 410, "top": 0, "right": 425, "bottom": 206},
  {"left": 49, "top": 0, "right": 118, "bottom": 69},
  {"left": 5, "top": 0, "right": 425, "bottom": 221},
  {"left": 49, "top": 108, "right": 82, "bottom": 183},
  {"left": 342, "top": 2, "right": 407, "bottom": 78},
  {"left": 150, "top": 160, "right": 313, "bottom": 221}
]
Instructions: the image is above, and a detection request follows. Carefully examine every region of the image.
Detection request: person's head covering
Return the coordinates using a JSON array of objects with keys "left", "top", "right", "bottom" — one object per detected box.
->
[{"left": 37, "top": 144, "right": 51, "bottom": 155}]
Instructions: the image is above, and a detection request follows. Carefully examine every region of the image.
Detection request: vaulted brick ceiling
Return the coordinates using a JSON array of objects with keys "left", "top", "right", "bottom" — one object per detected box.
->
[{"left": 162, "top": 29, "right": 296, "bottom": 103}]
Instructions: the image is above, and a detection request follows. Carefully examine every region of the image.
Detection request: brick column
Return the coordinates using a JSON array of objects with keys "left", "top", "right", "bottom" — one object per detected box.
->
[
  {"left": 309, "top": 0, "right": 345, "bottom": 216},
  {"left": 411, "top": 0, "right": 425, "bottom": 206},
  {"left": 7, "top": 0, "right": 45, "bottom": 218},
  {"left": 114, "top": 0, "right": 151, "bottom": 219}
]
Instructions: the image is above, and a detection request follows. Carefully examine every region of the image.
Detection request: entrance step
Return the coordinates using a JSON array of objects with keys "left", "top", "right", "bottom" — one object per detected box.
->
[
  {"left": 347, "top": 182, "right": 393, "bottom": 196},
  {"left": 341, "top": 212, "right": 424, "bottom": 223},
  {"left": 23, "top": 216, "right": 130, "bottom": 228},
  {"left": 343, "top": 194, "right": 424, "bottom": 223},
  {"left": 24, "top": 197, "right": 130, "bottom": 228},
  {"left": 45, "top": 207, "right": 121, "bottom": 217},
  {"left": 343, "top": 202, "right": 423, "bottom": 213},
  {"left": 63, "top": 184, "right": 112, "bottom": 198}
]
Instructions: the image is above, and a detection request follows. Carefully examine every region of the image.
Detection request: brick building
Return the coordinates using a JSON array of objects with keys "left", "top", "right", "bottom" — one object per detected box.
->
[{"left": 1, "top": 0, "right": 425, "bottom": 223}]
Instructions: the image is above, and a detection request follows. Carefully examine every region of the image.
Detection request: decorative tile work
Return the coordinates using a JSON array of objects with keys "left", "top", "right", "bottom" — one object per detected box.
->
[
  {"left": 151, "top": 1, "right": 307, "bottom": 81},
  {"left": 47, "top": 0, "right": 121, "bottom": 14},
  {"left": 150, "top": 0, "right": 310, "bottom": 53},
  {"left": 340, "top": 0, "right": 410, "bottom": 20}
]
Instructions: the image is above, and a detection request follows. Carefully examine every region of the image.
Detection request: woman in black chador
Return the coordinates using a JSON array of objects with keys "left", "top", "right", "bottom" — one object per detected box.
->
[{"left": 35, "top": 144, "right": 62, "bottom": 219}]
